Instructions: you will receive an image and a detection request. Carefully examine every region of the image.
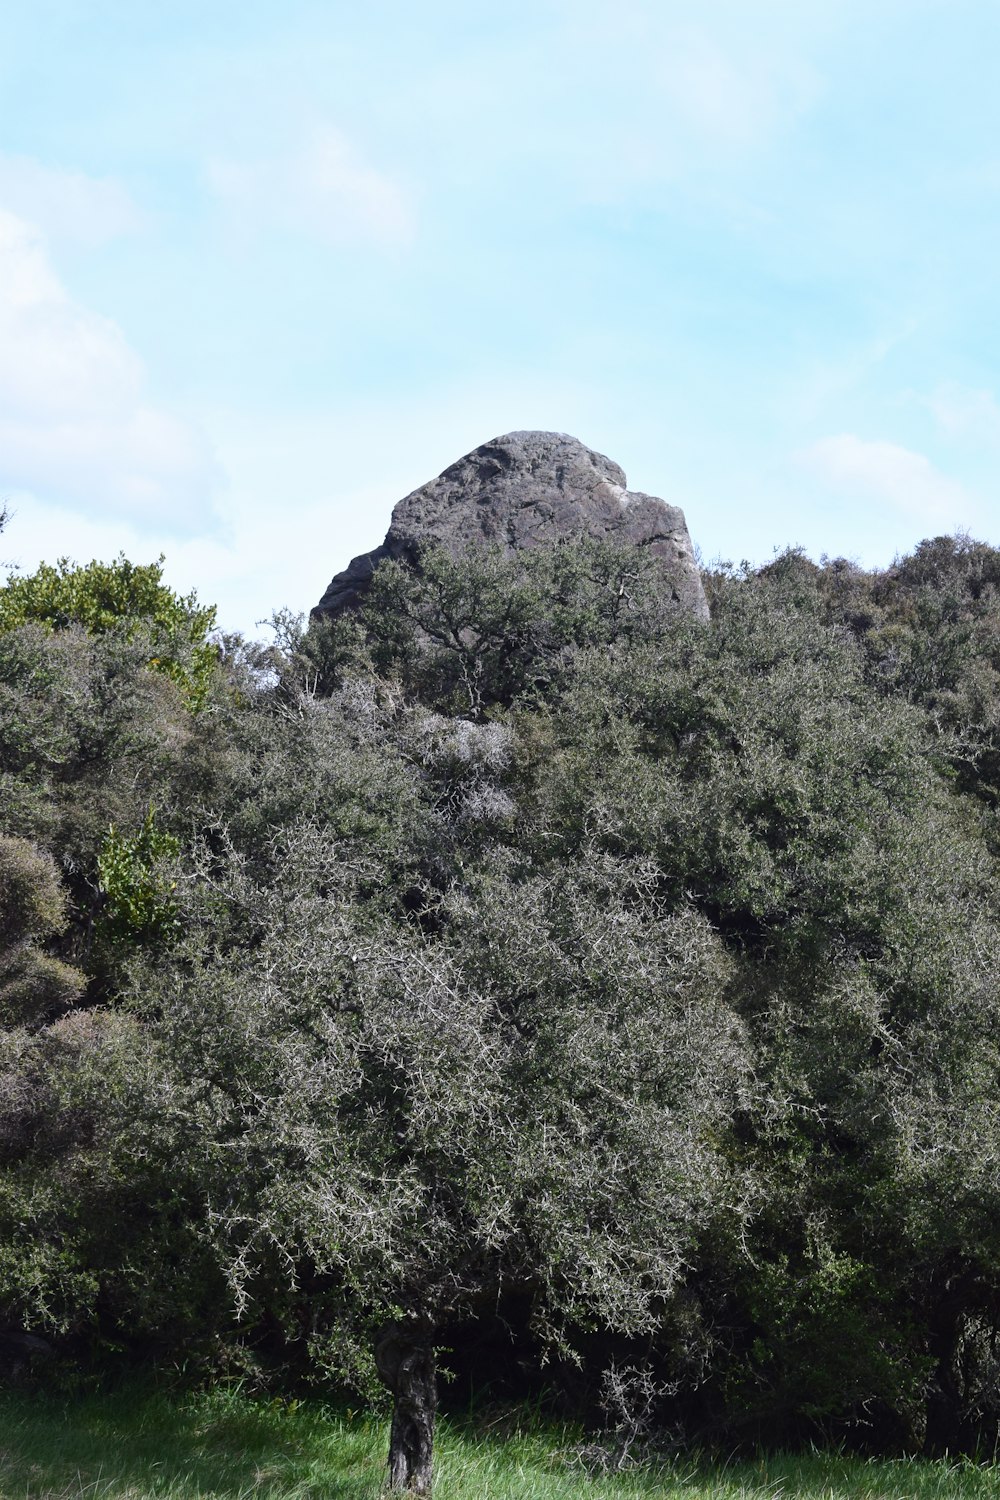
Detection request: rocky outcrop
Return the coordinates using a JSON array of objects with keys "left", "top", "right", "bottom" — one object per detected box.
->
[{"left": 314, "top": 431, "right": 708, "bottom": 620}]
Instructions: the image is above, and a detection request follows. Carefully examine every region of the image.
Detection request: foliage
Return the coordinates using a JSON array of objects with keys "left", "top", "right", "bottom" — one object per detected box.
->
[
  {"left": 0, "top": 554, "right": 218, "bottom": 707},
  {"left": 0, "top": 1006, "right": 227, "bottom": 1345},
  {"left": 124, "top": 830, "right": 745, "bottom": 1400},
  {"left": 96, "top": 807, "right": 180, "bottom": 950},
  {"left": 0, "top": 836, "right": 84, "bottom": 1028},
  {"left": 4, "top": 533, "right": 1000, "bottom": 1467},
  {"left": 269, "top": 539, "right": 692, "bottom": 717},
  {"left": 0, "top": 619, "right": 200, "bottom": 991}
]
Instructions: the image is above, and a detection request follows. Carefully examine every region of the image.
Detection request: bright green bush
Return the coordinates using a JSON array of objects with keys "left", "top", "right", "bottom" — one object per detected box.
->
[
  {"left": 0, "top": 554, "right": 218, "bottom": 707},
  {"left": 96, "top": 807, "right": 180, "bottom": 950}
]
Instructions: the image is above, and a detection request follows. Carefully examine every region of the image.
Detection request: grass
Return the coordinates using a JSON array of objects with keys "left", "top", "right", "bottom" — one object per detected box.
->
[{"left": 0, "top": 1387, "right": 999, "bottom": 1500}]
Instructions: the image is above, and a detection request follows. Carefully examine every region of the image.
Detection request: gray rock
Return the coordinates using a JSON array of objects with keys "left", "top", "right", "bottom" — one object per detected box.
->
[{"left": 314, "top": 431, "right": 708, "bottom": 620}]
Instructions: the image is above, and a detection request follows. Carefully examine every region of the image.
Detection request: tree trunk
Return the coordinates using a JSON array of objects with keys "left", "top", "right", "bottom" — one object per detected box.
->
[
  {"left": 0, "top": 1326, "right": 50, "bottom": 1383},
  {"left": 375, "top": 1321, "right": 437, "bottom": 1495},
  {"left": 924, "top": 1269, "right": 977, "bottom": 1455}
]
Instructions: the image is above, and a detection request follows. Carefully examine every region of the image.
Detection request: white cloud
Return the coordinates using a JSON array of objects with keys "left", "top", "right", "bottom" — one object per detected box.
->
[
  {"left": 803, "top": 434, "right": 979, "bottom": 529},
  {"left": 1, "top": 483, "right": 380, "bottom": 641},
  {"left": 206, "top": 126, "right": 414, "bottom": 249},
  {"left": 3, "top": 360, "right": 614, "bottom": 636},
  {"left": 0, "top": 211, "right": 219, "bottom": 523},
  {"left": 0, "top": 154, "right": 141, "bottom": 246}
]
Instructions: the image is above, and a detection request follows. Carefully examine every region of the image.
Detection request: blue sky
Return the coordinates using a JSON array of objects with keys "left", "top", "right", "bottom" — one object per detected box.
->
[{"left": 1, "top": 0, "right": 998, "bottom": 632}]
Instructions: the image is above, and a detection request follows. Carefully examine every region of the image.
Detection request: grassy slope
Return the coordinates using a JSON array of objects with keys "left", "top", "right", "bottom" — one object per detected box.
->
[{"left": 0, "top": 1389, "right": 999, "bottom": 1500}]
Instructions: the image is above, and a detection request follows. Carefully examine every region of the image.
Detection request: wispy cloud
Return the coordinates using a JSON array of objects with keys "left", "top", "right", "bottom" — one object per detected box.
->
[
  {"left": 551, "top": 0, "right": 826, "bottom": 179},
  {"left": 654, "top": 25, "right": 820, "bottom": 151},
  {"left": 0, "top": 211, "right": 219, "bottom": 521},
  {"left": 919, "top": 382, "right": 1000, "bottom": 442},
  {"left": 803, "top": 434, "right": 979, "bottom": 530},
  {"left": 206, "top": 125, "right": 415, "bottom": 249},
  {"left": 0, "top": 154, "right": 142, "bottom": 246}
]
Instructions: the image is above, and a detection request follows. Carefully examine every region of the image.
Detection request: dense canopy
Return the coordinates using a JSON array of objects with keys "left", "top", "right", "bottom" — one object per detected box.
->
[{"left": 2, "top": 535, "right": 1000, "bottom": 1486}]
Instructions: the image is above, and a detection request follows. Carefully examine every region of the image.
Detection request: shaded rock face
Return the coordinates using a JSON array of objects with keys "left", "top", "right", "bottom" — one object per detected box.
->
[{"left": 314, "top": 431, "right": 708, "bottom": 620}]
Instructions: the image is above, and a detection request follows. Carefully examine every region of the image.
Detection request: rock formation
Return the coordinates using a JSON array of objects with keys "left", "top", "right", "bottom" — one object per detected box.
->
[{"left": 314, "top": 430, "right": 708, "bottom": 620}]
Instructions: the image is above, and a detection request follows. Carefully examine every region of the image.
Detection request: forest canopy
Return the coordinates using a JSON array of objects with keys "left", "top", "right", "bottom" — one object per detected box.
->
[{"left": 2, "top": 534, "right": 1000, "bottom": 1484}]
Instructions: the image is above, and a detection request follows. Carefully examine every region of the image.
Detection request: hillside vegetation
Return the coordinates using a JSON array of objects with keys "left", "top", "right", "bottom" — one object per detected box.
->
[{"left": 3, "top": 531, "right": 1000, "bottom": 1490}]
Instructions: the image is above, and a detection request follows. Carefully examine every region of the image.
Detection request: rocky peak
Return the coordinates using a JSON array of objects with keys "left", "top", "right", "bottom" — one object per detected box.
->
[{"left": 314, "top": 431, "right": 708, "bottom": 620}]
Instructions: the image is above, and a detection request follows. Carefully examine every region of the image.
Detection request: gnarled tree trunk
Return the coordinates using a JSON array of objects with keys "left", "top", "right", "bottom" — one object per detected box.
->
[{"left": 375, "top": 1320, "right": 437, "bottom": 1495}]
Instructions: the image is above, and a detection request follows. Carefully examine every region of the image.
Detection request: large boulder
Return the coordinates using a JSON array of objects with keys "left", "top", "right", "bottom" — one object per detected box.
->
[{"left": 314, "top": 430, "right": 708, "bottom": 620}]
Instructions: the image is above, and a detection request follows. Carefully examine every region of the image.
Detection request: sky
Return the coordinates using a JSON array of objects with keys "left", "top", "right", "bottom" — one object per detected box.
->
[{"left": 1, "top": 0, "right": 999, "bottom": 633}]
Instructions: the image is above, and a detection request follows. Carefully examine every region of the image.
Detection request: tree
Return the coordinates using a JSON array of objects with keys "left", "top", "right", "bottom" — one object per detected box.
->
[
  {"left": 125, "top": 807, "right": 746, "bottom": 1491},
  {"left": 337, "top": 537, "right": 701, "bottom": 716},
  {"left": 0, "top": 554, "right": 218, "bottom": 707}
]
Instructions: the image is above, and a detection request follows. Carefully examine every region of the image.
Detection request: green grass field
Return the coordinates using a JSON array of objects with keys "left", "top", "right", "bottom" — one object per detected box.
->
[{"left": 1, "top": 1387, "right": 999, "bottom": 1500}]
